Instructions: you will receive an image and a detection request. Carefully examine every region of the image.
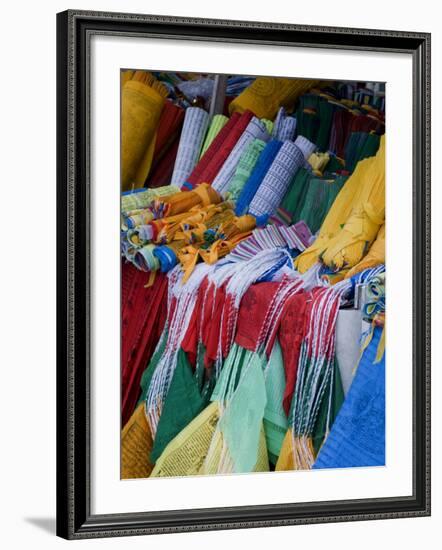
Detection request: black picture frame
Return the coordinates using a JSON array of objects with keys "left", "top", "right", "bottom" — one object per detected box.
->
[{"left": 56, "top": 9, "right": 431, "bottom": 539}]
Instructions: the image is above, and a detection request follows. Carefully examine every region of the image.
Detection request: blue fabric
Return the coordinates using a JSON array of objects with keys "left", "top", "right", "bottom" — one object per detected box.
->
[
  {"left": 153, "top": 245, "right": 178, "bottom": 272},
  {"left": 235, "top": 140, "right": 283, "bottom": 216},
  {"left": 313, "top": 326, "right": 385, "bottom": 469}
]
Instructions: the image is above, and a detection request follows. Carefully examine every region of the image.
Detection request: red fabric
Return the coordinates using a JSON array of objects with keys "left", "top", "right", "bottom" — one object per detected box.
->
[
  {"left": 181, "top": 277, "right": 210, "bottom": 367},
  {"left": 121, "top": 263, "right": 168, "bottom": 425},
  {"left": 278, "top": 291, "right": 310, "bottom": 415},
  {"left": 185, "top": 112, "right": 241, "bottom": 187},
  {"left": 187, "top": 110, "right": 254, "bottom": 187},
  {"left": 151, "top": 100, "right": 184, "bottom": 164},
  {"left": 146, "top": 138, "right": 179, "bottom": 188},
  {"left": 234, "top": 282, "right": 281, "bottom": 351}
]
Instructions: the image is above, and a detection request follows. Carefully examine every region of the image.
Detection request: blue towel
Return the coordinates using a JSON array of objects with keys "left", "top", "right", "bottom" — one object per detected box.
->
[
  {"left": 235, "top": 139, "right": 283, "bottom": 216},
  {"left": 313, "top": 326, "right": 385, "bottom": 469}
]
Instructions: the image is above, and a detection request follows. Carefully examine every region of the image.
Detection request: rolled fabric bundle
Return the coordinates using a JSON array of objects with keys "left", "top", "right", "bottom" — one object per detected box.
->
[
  {"left": 149, "top": 101, "right": 185, "bottom": 168},
  {"left": 121, "top": 71, "right": 169, "bottom": 191},
  {"left": 226, "top": 139, "right": 266, "bottom": 201},
  {"left": 295, "top": 175, "right": 346, "bottom": 234},
  {"left": 146, "top": 138, "right": 179, "bottom": 188},
  {"left": 235, "top": 140, "right": 283, "bottom": 216},
  {"left": 248, "top": 141, "right": 306, "bottom": 219},
  {"left": 212, "top": 117, "right": 270, "bottom": 195},
  {"left": 272, "top": 107, "right": 297, "bottom": 141},
  {"left": 123, "top": 209, "right": 154, "bottom": 230},
  {"left": 278, "top": 117, "right": 297, "bottom": 141},
  {"left": 229, "top": 77, "right": 320, "bottom": 120},
  {"left": 151, "top": 183, "right": 222, "bottom": 218},
  {"left": 199, "top": 114, "right": 229, "bottom": 158},
  {"left": 170, "top": 107, "right": 209, "bottom": 186},
  {"left": 133, "top": 244, "right": 160, "bottom": 272},
  {"left": 345, "top": 224, "right": 385, "bottom": 278},
  {"left": 190, "top": 110, "right": 254, "bottom": 187},
  {"left": 121, "top": 185, "right": 180, "bottom": 215},
  {"left": 294, "top": 135, "right": 317, "bottom": 159},
  {"left": 275, "top": 168, "right": 312, "bottom": 226},
  {"left": 185, "top": 112, "right": 241, "bottom": 187}
]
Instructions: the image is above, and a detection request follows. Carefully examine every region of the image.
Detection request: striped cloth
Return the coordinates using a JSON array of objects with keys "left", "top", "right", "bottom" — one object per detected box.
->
[
  {"left": 234, "top": 140, "right": 283, "bottom": 216},
  {"left": 226, "top": 139, "right": 266, "bottom": 201},
  {"left": 211, "top": 117, "right": 270, "bottom": 195},
  {"left": 227, "top": 222, "right": 312, "bottom": 262},
  {"left": 171, "top": 107, "right": 209, "bottom": 186},
  {"left": 248, "top": 141, "right": 305, "bottom": 219}
]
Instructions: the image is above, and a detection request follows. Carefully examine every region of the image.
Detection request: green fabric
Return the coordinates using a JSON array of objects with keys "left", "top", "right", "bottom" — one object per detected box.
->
[
  {"left": 345, "top": 132, "right": 381, "bottom": 172},
  {"left": 261, "top": 118, "right": 274, "bottom": 135},
  {"left": 295, "top": 175, "right": 346, "bottom": 234},
  {"left": 137, "top": 330, "right": 168, "bottom": 407},
  {"left": 150, "top": 348, "right": 208, "bottom": 462},
  {"left": 218, "top": 352, "right": 267, "bottom": 473},
  {"left": 295, "top": 94, "right": 336, "bottom": 150},
  {"left": 263, "top": 341, "right": 288, "bottom": 464},
  {"left": 312, "top": 357, "right": 345, "bottom": 454},
  {"left": 226, "top": 139, "right": 266, "bottom": 201},
  {"left": 278, "top": 167, "right": 311, "bottom": 223},
  {"left": 199, "top": 114, "right": 228, "bottom": 158}
]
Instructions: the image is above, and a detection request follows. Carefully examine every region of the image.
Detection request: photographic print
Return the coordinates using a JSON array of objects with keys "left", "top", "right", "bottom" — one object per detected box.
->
[{"left": 120, "top": 70, "right": 387, "bottom": 480}]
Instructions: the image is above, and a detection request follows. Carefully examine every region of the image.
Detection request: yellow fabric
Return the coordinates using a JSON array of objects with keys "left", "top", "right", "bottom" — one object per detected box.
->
[
  {"left": 121, "top": 404, "right": 154, "bottom": 479},
  {"left": 308, "top": 151, "right": 331, "bottom": 174},
  {"left": 156, "top": 184, "right": 222, "bottom": 217},
  {"left": 229, "top": 77, "right": 320, "bottom": 120},
  {"left": 276, "top": 429, "right": 316, "bottom": 471},
  {"left": 150, "top": 402, "right": 220, "bottom": 478},
  {"left": 201, "top": 425, "right": 269, "bottom": 475},
  {"left": 121, "top": 72, "right": 168, "bottom": 191},
  {"left": 295, "top": 135, "right": 385, "bottom": 273},
  {"left": 345, "top": 224, "right": 385, "bottom": 278}
]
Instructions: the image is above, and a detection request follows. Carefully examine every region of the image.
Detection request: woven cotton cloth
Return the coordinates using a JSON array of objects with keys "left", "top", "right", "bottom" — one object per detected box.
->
[
  {"left": 248, "top": 141, "right": 305, "bottom": 219},
  {"left": 234, "top": 140, "right": 283, "bottom": 216},
  {"left": 211, "top": 117, "right": 270, "bottom": 195},
  {"left": 170, "top": 107, "right": 209, "bottom": 186},
  {"left": 226, "top": 139, "right": 266, "bottom": 201},
  {"left": 199, "top": 114, "right": 229, "bottom": 158}
]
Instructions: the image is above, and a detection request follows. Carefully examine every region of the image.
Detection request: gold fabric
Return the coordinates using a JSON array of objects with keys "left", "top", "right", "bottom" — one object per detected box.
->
[
  {"left": 121, "top": 71, "right": 168, "bottom": 191},
  {"left": 346, "top": 224, "right": 385, "bottom": 278},
  {"left": 229, "top": 77, "right": 320, "bottom": 120},
  {"left": 150, "top": 402, "right": 220, "bottom": 478},
  {"left": 295, "top": 135, "right": 385, "bottom": 273},
  {"left": 121, "top": 404, "right": 154, "bottom": 479}
]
